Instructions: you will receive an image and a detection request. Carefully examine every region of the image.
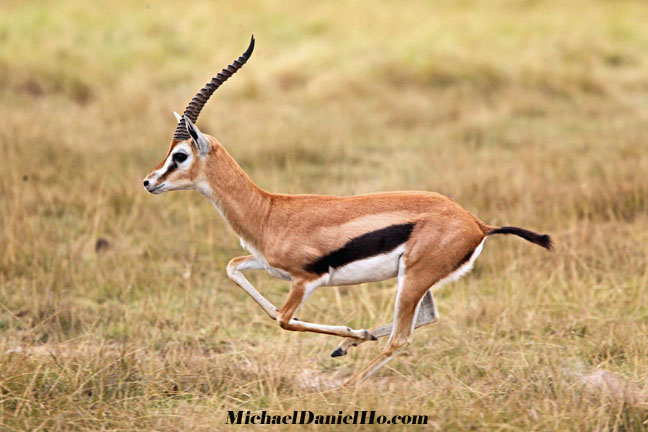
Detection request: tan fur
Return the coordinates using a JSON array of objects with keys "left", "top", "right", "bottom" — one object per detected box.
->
[{"left": 144, "top": 134, "right": 495, "bottom": 385}]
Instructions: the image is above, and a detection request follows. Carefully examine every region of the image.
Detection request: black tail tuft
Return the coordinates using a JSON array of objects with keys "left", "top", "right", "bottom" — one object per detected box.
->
[{"left": 488, "top": 226, "right": 553, "bottom": 250}]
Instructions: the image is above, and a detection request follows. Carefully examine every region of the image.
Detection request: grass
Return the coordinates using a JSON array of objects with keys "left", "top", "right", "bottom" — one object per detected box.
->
[{"left": 1, "top": 0, "right": 648, "bottom": 430}]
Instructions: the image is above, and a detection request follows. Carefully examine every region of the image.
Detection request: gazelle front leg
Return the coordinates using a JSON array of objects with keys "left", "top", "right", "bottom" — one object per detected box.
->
[
  {"left": 226, "top": 255, "right": 278, "bottom": 320},
  {"left": 331, "top": 289, "right": 438, "bottom": 357},
  {"left": 276, "top": 278, "right": 377, "bottom": 341}
]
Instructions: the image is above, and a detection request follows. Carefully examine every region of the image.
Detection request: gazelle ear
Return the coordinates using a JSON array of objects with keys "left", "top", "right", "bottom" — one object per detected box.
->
[
  {"left": 173, "top": 111, "right": 182, "bottom": 122},
  {"left": 183, "top": 115, "right": 210, "bottom": 155}
]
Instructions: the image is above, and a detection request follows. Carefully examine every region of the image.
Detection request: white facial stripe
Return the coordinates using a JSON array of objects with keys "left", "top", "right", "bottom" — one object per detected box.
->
[
  {"left": 148, "top": 152, "right": 174, "bottom": 183},
  {"left": 151, "top": 142, "right": 193, "bottom": 182}
]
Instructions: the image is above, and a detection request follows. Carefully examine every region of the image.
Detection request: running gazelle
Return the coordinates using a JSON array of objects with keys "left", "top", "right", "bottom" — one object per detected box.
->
[{"left": 143, "top": 36, "right": 552, "bottom": 385}]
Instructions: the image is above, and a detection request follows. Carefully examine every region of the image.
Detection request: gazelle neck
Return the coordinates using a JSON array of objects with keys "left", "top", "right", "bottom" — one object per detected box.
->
[{"left": 195, "top": 137, "right": 272, "bottom": 247}]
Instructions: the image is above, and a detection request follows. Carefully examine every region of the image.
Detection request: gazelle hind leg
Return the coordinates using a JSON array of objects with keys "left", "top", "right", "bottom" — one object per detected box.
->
[
  {"left": 331, "top": 290, "right": 438, "bottom": 357},
  {"left": 343, "top": 257, "right": 431, "bottom": 386}
]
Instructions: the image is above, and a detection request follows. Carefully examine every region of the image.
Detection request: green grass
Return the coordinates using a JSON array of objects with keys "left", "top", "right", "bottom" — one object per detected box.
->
[{"left": 1, "top": 0, "right": 648, "bottom": 430}]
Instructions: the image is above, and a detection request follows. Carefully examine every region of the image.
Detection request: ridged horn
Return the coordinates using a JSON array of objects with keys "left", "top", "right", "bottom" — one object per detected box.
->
[{"left": 173, "top": 35, "right": 255, "bottom": 141}]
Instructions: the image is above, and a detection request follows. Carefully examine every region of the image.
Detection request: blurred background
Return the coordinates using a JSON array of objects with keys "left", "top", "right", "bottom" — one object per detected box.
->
[{"left": 1, "top": 1, "right": 647, "bottom": 430}]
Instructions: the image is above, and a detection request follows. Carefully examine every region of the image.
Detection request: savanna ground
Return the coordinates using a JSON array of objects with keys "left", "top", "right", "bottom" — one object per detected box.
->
[{"left": 1, "top": 0, "right": 648, "bottom": 430}]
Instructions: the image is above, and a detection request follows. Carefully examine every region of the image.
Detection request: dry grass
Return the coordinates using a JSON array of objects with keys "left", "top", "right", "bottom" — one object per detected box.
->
[{"left": 1, "top": 0, "right": 648, "bottom": 430}]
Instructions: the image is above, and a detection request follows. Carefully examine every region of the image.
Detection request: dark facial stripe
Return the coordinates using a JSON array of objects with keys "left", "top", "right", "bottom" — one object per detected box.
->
[
  {"left": 304, "top": 223, "right": 415, "bottom": 275},
  {"left": 157, "top": 162, "right": 177, "bottom": 182}
]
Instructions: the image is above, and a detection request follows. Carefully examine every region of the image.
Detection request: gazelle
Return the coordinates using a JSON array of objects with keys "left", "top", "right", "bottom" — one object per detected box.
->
[{"left": 143, "top": 36, "right": 552, "bottom": 385}]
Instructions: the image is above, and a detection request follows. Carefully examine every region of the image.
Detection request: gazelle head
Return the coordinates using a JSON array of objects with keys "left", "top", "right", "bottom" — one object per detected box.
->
[{"left": 143, "top": 36, "right": 255, "bottom": 194}]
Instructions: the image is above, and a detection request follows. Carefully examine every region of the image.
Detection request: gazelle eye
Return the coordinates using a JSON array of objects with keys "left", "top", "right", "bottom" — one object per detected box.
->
[{"left": 172, "top": 152, "right": 188, "bottom": 164}]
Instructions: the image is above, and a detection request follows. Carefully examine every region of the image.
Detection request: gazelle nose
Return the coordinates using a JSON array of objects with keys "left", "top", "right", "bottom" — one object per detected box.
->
[{"left": 143, "top": 180, "right": 149, "bottom": 187}]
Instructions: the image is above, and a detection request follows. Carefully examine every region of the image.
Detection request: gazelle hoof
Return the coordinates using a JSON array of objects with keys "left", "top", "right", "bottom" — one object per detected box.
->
[{"left": 330, "top": 347, "right": 347, "bottom": 357}]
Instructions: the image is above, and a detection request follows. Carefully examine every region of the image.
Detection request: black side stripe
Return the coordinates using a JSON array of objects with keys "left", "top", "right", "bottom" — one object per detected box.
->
[{"left": 304, "top": 223, "right": 416, "bottom": 275}]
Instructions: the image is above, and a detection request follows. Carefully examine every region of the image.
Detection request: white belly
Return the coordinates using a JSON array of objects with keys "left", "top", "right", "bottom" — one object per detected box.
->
[{"left": 327, "top": 245, "right": 404, "bottom": 286}]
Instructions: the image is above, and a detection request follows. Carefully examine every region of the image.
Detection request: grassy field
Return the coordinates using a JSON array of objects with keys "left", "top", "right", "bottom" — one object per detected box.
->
[{"left": 1, "top": 0, "right": 648, "bottom": 430}]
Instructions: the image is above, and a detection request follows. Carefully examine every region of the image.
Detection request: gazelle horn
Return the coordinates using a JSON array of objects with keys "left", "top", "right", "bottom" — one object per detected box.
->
[{"left": 173, "top": 35, "right": 255, "bottom": 141}]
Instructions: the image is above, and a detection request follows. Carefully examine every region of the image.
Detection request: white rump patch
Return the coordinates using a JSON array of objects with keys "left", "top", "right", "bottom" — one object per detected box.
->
[
  {"left": 327, "top": 244, "right": 406, "bottom": 286},
  {"left": 435, "top": 239, "right": 485, "bottom": 288}
]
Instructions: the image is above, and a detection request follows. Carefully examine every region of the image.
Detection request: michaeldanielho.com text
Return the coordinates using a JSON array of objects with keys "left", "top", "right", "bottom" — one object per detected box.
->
[{"left": 227, "top": 410, "right": 428, "bottom": 425}]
